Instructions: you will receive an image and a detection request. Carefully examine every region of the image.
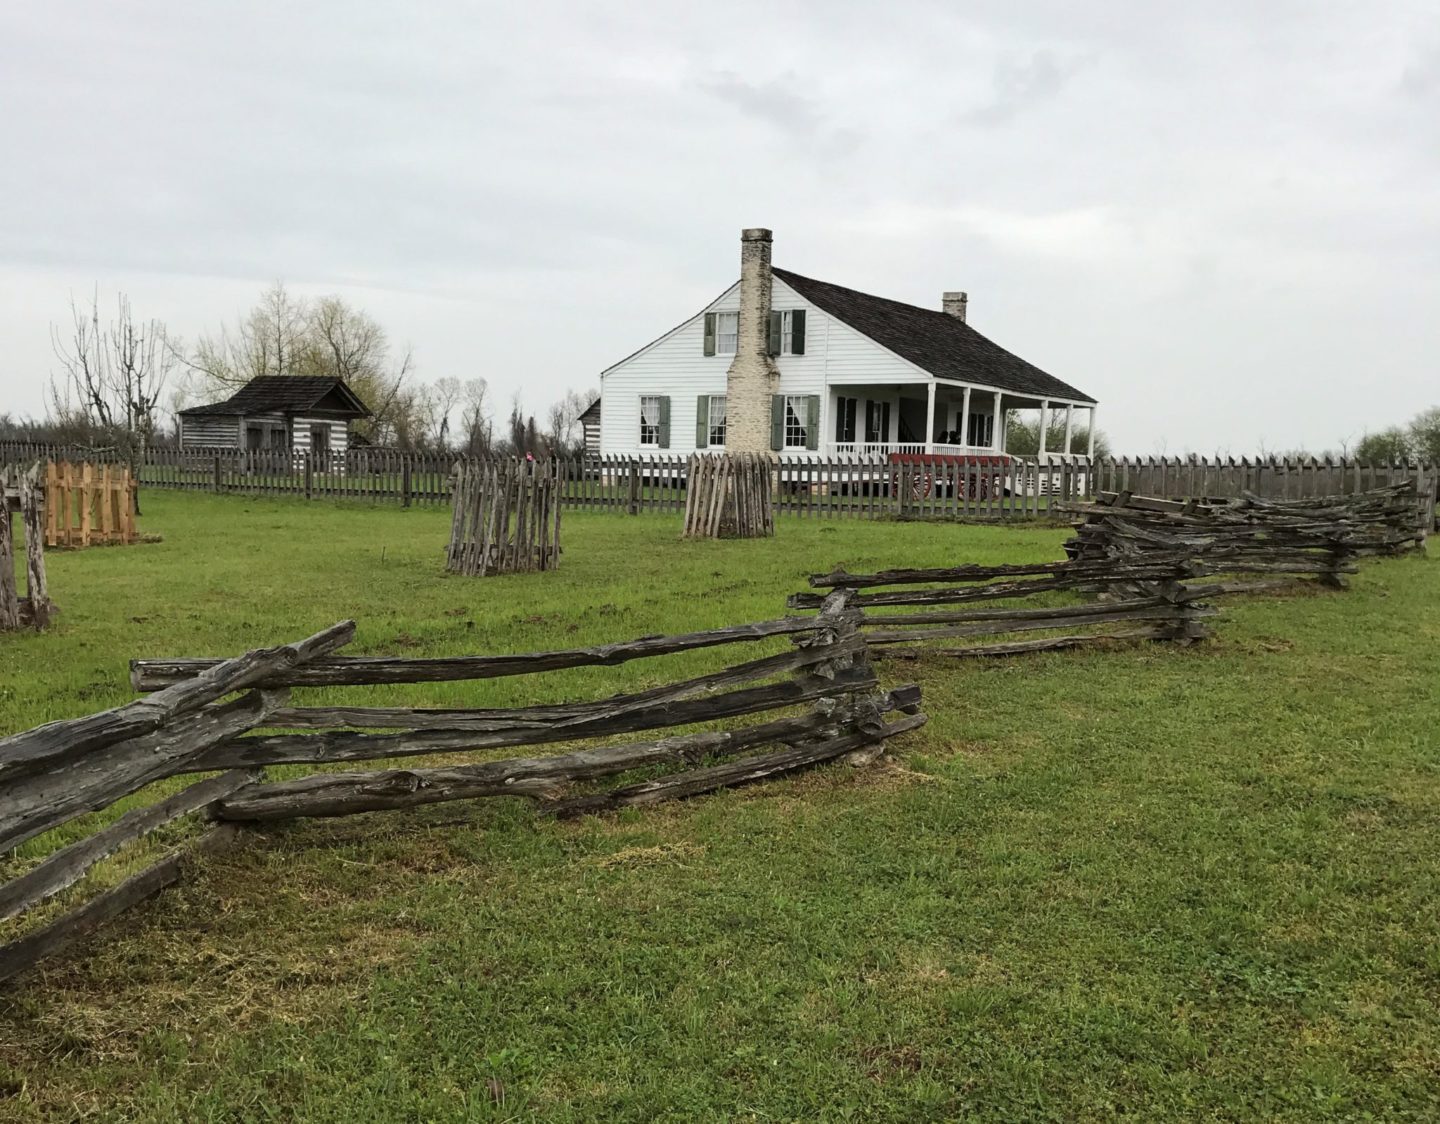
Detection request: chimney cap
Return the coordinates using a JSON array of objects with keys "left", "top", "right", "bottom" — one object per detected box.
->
[
  {"left": 943, "top": 290, "right": 968, "bottom": 301},
  {"left": 741, "top": 227, "right": 773, "bottom": 242}
]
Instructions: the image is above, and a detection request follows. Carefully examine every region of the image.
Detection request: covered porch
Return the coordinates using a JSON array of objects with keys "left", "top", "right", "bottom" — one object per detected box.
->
[{"left": 824, "top": 380, "right": 1097, "bottom": 459}]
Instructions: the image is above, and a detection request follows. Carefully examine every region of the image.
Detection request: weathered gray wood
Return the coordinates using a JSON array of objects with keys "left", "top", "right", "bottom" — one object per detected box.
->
[
  {"left": 213, "top": 707, "right": 870, "bottom": 821},
  {"left": 808, "top": 558, "right": 1183, "bottom": 589},
  {"left": 0, "top": 621, "right": 354, "bottom": 777},
  {"left": 790, "top": 566, "right": 1191, "bottom": 610},
  {"left": 0, "top": 691, "right": 285, "bottom": 854},
  {"left": 263, "top": 637, "right": 858, "bottom": 731},
  {"left": 0, "top": 823, "right": 240, "bottom": 986},
  {"left": 547, "top": 710, "right": 929, "bottom": 819},
  {"left": 0, "top": 769, "right": 256, "bottom": 922},
  {"left": 130, "top": 616, "right": 826, "bottom": 690},
  {"left": 872, "top": 625, "right": 1181, "bottom": 660},
  {"left": 18, "top": 464, "right": 50, "bottom": 629},
  {"left": 859, "top": 597, "right": 1174, "bottom": 627},
  {"left": 188, "top": 668, "right": 877, "bottom": 772},
  {"left": 0, "top": 469, "right": 17, "bottom": 631},
  {"left": 863, "top": 604, "right": 1214, "bottom": 645}
]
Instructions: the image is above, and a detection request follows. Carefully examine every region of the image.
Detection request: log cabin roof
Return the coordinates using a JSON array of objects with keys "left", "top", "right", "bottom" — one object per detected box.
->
[
  {"left": 178, "top": 376, "right": 372, "bottom": 418},
  {"left": 772, "top": 268, "right": 1096, "bottom": 404}
]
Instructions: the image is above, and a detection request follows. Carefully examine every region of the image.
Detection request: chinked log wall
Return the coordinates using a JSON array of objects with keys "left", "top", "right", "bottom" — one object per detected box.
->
[{"left": 0, "top": 608, "right": 923, "bottom": 983}]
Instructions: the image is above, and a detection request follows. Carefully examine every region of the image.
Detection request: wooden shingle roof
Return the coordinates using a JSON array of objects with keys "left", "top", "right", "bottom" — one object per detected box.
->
[
  {"left": 179, "top": 376, "right": 372, "bottom": 418},
  {"left": 773, "top": 268, "right": 1095, "bottom": 404}
]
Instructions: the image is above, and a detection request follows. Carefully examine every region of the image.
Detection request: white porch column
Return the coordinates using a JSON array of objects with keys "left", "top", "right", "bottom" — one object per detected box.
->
[
  {"left": 992, "top": 390, "right": 1003, "bottom": 452},
  {"left": 959, "top": 387, "right": 971, "bottom": 449},
  {"left": 924, "top": 382, "right": 937, "bottom": 453},
  {"left": 1038, "top": 400, "right": 1050, "bottom": 456},
  {"left": 1087, "top": 405, "right": 1097, "bottom": 457},
  {"left": 1064, "top": 404, "right": 1075, "bottom": 456}
]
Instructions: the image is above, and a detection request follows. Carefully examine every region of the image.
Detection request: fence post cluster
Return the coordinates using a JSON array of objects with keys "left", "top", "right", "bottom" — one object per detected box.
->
[
  {"left": 682, "top": 454, "right": 775, "bottom": 538},
  {"left": 446, "top": 459, "right": 563, "bottom": 576}
]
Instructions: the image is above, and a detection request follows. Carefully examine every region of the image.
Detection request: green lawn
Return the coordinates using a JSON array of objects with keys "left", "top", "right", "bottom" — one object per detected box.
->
[{"left": 1, "top": 493, "right": 1438, "bottom": 1121}]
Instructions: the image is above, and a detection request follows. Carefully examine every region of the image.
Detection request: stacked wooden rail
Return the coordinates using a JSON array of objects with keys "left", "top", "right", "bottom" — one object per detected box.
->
[
  {"left": 1058, "top": 483, "right": 1425, "bottom": 592},
  {"left": 447, "top": 459, "right": 562, "bottom": 575},
  {"left": 0, "top": 611, "right": 923, "bottom": 982},
  {"left": 790, "top": 557, "right": 1217, "bottom": 658},
  {"left": 1, "top": 464, "right": 52, "bottom": 631},
  {"left": 44, "top": 461, "right": 138, "bottom": 547}
]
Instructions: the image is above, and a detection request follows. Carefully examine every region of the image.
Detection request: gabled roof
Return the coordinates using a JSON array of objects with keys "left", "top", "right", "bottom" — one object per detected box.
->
[
  {"left": 178, "top": 376, "right": 372, "bottom": 418},
  {"left": 773, "top": 268, "right": 1096, "bottom": 404}
]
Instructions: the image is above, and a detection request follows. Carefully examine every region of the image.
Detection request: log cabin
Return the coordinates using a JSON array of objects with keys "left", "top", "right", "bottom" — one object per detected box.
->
[{"left": 177, "top": 377, "right": 371, "bottom": 456}]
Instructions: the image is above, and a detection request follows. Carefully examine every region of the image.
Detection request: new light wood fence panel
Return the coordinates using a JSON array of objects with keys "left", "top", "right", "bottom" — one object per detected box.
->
[{"left": 44, "top": 461, "right": 137, "bottom": 547}]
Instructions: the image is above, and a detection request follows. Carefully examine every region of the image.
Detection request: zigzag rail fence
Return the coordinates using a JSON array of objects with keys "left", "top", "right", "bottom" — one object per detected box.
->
[{"left": 0, "top": 605, "right": 922, "bottom": 984}]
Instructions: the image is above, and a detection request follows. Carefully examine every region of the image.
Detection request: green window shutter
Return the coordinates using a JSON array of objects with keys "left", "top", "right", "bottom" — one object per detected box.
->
[
  {"left": 703, "top": 312, "right": 716, "bottom": 356},
  {"left": 770, "top": 395, "right": 785, "bottom": 451},
  {"left": 658, "top": 396, "right": 671, "bottom": 449},
  {"left": 806, "top": 395, "right": 821, "bottom": 450},
  {"left": 767, "top": 311, "right": 782, "bottom": 357},
  {"left": 695, "top": 395, "right": 709, "bottom": 449},
  {"left": 791, "top": 309, "right": 806, "bottom": 355}
]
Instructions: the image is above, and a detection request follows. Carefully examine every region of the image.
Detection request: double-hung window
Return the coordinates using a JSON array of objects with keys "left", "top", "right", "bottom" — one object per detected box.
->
[
  {"left": 707, "top": 395, "right": 727, "bottom": 446},
  {"left": 715, "top": 312, "right": 738, "bottom": 355},
  {"left": 784, "top": 395, "right": 810, "bottom": 449},
  {"left": 639, "top": 395, "right": 663, "bottom": 446}
]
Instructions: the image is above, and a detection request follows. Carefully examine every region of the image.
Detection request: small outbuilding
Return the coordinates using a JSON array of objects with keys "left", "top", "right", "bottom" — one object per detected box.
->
[{"left": 177, "top": 376, "right": 371, "bottom": 456}]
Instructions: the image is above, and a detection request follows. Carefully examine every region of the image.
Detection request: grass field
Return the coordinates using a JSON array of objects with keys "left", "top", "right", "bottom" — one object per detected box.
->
[{"left": 1, "top": 493, "right": 1438, "bottom": 1121}]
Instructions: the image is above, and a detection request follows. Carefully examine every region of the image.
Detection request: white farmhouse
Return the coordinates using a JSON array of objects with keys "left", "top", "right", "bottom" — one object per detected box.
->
[{"left": 598, "top": 228, "right": 1097, "bottom": 460}]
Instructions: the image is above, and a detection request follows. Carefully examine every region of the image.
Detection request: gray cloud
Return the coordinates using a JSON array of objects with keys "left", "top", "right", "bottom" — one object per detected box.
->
[
  {"left": 0, "top": 0, "right": 1437, "bottom": 454},
  {"left": 960, "top": 50, "right": 1092, "bottom": 126}
]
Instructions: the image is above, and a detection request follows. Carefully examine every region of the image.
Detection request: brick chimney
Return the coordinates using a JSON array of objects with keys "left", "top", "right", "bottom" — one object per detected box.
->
[
  {"left": 942, "top": 291, "right": 968, "bottom": 322},
  {"left": 725, "top": 228, "right": 781, "bottom": 455}
]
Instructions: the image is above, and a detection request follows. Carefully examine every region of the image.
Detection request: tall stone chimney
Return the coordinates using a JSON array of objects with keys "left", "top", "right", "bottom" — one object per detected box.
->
[
  {"left": 725, "top": 228, "right": 781, "bottom": 455},
  {"left": 942, "top": 291, "right": 968, "bottom": 322}
]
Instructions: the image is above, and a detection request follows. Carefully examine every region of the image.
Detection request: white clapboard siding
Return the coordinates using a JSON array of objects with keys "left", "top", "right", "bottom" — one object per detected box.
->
[{"left": 599, "top": 276, "right": 930, "bottom": 457}]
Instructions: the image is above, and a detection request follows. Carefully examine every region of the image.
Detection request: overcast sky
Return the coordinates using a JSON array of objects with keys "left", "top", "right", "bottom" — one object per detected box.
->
[{"left": 2, "top": 1, "right": 1436, "bottom": 452}]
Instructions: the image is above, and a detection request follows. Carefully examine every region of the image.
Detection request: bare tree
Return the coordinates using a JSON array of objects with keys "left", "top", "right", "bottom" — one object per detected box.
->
[
  {"left": 50, "top": 290, "right": 178, "bottom": 510},
  {"left": 459, "top": 378, "right": 492, "bottom": 456},
  {"left": 189, "top": 281, "right": 306, "bottom": 390},
  {"left": 545, "top": 388, "right": 597, "bottom": 455},
  {"left": 428, "top": 376, "right": 464, "bottom": 451},
  {"left": 186, "top": 285, "right": 416, "bottom": 444}
]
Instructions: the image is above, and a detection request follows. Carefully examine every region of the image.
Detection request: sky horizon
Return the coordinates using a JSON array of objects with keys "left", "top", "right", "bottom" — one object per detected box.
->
[{"left": 2, "top": 1, "right": 1436, "bottom": 454}]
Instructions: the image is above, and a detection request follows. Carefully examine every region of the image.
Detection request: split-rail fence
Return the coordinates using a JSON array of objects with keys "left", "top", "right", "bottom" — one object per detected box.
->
[{"left": 0, "top": 606, "right": 922, "bottom": 983}]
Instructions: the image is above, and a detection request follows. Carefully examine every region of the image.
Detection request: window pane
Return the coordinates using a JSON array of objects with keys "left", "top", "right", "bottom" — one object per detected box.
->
[
  {"left": 640, "top": 395, "right": 660, "bottom": 445},
  {"left": 781, "top": 310, "right": 793, "bottom": 355},
  {"left": 784, "top": 395, "right": 808, "bottom": 448},
  {"left": 716, "top": 312, "right": 738, "bottom": 355},
  {"left": 708, "top": 395, "right": 727, "bottom": 446}
]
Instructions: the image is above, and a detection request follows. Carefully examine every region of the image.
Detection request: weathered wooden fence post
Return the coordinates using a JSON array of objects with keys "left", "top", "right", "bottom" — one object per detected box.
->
[
  {"left": 626, "top": 460, "right": 641, "bottom": 516},
  {"left": 401, "top": 459, "right": 412, "bottom": 508},
  {"left": 211, "top": 456, "right": 221, "bottom": 495},
  {"left": 303, "top": 453, "right": 314, "bottom": 500}
]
